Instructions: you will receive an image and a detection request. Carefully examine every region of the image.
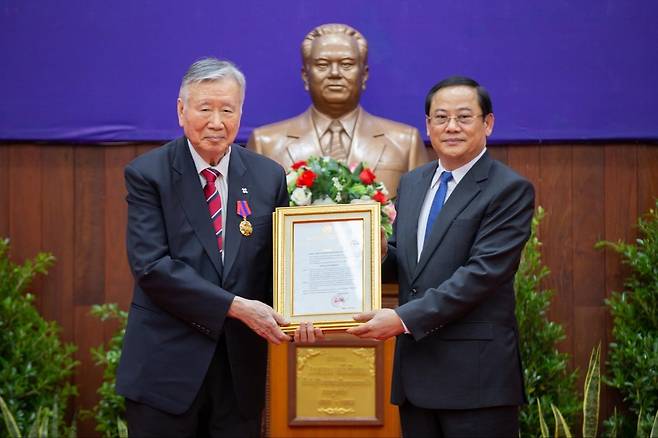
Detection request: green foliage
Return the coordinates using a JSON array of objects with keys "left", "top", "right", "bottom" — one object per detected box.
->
[
  {"left": 87, "top": 303, "right": 127, "bottom": 437},
  {"left": 1, "top": 394, "right": 76, "bottom": 438},
  {"left": 598, "top": 200, "right": 658, "bottom": 435},
  {"left": 582, "top": 344, "right": 601, "bottom": 437},
  {"left": 0, "top": 238, "right": 78, "bottom": 435},
  {"left": 515, "top": 207, "right": 580, "bottom": 435}
]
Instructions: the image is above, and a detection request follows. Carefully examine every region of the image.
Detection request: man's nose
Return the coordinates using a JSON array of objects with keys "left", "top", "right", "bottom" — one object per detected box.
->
[
  {"left": 329, "top": 62, "right": 341, "bottom": 77},
  {"left": 208, "top": 111, "right": 224, "bottom": 128},
  {"left": 445, "top": 117, "right": 461, "bottom": 131}
]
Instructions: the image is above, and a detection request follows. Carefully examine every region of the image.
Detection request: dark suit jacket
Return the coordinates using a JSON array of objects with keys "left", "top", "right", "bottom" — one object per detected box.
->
[
  {"left": 246, "top": 106, "right": 430, "bottom": 197},
  {"left": 384, "top": 151, "right": 534, "bottom": 410},
  {"left": 116, "top": 137, "right": 288, "bottom": 416}
]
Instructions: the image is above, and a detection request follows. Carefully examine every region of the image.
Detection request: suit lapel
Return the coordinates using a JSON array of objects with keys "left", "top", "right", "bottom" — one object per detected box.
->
[
  {"left": 412, "top": 153, "right": 491, "bottom": 282},
  {"left": 349, "top": 108, "right": 386, "bottom": 169},
  {"left": 403, "top": 163, "right": 437, "bottom": 277},
  {"left": 222, "top": 146, "right": 249, "bottom": 279},
  {"left": 285, "top": 109, "right": 323, "bottom": 164},
  {"left": 172, "top": 138, "right": 223, "bottom": 277}
]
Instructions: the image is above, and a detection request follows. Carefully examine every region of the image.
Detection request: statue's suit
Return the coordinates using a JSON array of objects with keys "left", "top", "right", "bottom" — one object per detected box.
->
[{"left": 247, "top": 106, "right": 430, "bottom": 197}]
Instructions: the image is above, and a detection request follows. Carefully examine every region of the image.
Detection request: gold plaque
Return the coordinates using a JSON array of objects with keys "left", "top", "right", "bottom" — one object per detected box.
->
[{"left": 288, "top": 337, "right": 384, "bottom": 426}]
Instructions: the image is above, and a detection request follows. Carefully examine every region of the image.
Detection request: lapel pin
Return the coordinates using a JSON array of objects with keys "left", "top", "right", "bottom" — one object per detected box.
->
[{"left": 241, "top": 187, "right": 249, "bottom": 194}]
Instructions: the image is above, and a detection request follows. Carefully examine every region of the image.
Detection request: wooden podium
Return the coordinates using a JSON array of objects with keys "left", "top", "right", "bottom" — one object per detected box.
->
[{"left": 267, "top": 333, "right": 399, "bottom": 437}]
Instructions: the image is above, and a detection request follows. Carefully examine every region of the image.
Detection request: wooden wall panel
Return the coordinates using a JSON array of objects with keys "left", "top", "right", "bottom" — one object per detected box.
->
[
  {"left": 40, "top": 146, "right": 75, "bottom": 336},
  {"left": 0, "top": 145, "right": 8, "bottom": 237},
  {"left": 538, "top": 145, "right": 575, "bottom": 360},
  {"left": 103, "top": 146, "right": 135, "bottom": 309},
  {"left": 74, "top": 147, "right": 106, "bottom": 305},
  {"left": 0, "top": 142, "right": 656, "bottom": 437}
]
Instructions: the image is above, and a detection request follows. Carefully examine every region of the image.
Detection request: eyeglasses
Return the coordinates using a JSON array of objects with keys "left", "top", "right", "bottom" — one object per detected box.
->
[{"left": 427, "top": 114, "right": 483, "bottom": 127}]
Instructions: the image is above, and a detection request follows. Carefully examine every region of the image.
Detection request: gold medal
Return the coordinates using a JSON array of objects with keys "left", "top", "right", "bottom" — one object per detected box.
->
[{"left": 239, "top": 218, "right": 253, "bottom": 236}]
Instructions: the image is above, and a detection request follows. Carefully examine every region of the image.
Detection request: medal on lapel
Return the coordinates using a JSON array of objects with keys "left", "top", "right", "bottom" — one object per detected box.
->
[{"left": 237, "top": 200, "right": 253, "bottom": 236}]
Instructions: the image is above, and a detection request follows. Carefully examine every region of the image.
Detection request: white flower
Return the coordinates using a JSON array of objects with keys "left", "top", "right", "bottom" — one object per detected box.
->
[
  {"left": 312, "top": 196, "right": 336, "bottom": 205},
  {"left": 290, "top": 187, "right": 312, "bottom": 206},
  {"left": 332, "top": 177, "right": 343, "bottom": 191},
  {"left": 335, "top": 192, "right": 342, "bottom": 202},
  {"left": 286, "top": 172, "right": 299, "bottom": 188},
  {"left": 377, "top": 182, "right": 389, "bottom": 196}
]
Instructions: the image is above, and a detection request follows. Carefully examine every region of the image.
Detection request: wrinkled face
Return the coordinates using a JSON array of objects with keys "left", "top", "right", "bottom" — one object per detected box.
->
[
  {"left": 426, "top": 85, "right": 494, "bottom": 170},
  {"left": 177, "top": 79, "right": 242, "bottom": 165},
  {"left": 302, "top": 33, "right": 368, "bottom": 116}
]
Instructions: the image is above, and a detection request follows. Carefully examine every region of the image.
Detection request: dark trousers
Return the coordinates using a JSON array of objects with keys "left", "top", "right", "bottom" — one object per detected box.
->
[
  {"left": 400, "top": 401, "right": 519, "bottom": 438},
  {"left": 125, "top": 338, "right": 260, "bottom": 438}
]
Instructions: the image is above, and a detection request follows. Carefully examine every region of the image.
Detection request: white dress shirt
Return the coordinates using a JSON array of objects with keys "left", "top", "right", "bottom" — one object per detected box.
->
[
  {"left": 188, "top": 140, "right": 231, "bottom": 262},
  {"left": 416, "top": 148, "right": 487, "bottom": 261}
]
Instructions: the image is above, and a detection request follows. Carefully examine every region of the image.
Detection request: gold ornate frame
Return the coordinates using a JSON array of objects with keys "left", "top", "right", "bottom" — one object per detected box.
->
[{"left": 273, "top": 203, "right": 381, "bottom": 332}]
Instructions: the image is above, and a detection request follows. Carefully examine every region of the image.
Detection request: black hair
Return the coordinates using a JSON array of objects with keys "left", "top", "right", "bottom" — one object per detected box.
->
[{"left": 424, "top": 76, "right": 492, "bottom": 116}]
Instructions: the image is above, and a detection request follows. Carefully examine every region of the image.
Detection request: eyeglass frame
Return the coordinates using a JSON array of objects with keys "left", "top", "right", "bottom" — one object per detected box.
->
[{"left": 426, "top": 113, "right": 485, "bottom": 127}]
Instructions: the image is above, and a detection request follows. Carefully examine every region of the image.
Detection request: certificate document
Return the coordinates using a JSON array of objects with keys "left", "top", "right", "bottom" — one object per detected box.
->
[
  {"left": 292, "top": 220, "right": 364, "bottom": 316},
  {"left": 273, "top": 203, "right": 381, "bottom": 331}
]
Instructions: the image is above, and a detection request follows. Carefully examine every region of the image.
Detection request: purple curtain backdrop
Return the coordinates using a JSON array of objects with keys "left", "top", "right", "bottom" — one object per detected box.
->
[{"left": 1, "top": 0, "right": 657, "bottom": 143}]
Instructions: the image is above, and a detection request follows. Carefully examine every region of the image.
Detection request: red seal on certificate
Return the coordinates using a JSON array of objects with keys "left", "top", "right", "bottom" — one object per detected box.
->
[{"left": 331, "top": 294, "right": 347, "bottom": 308}]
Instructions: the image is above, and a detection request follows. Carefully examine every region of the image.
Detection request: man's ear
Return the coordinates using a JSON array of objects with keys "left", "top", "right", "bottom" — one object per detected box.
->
[
  {"left": 361, "top": 64, "right": 369, "bottom": 90},
  {"left": 301, "top": 67, "right": 309, "bottom": 91},
  {"left": 176, "top": 98, "right": 185, "bottom": 128}
]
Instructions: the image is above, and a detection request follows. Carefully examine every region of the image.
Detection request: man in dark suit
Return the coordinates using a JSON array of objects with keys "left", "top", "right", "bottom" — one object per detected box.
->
[
  {"left": 348, "top": 76, "right": 534, "bottom": 437},
  {"left": 116, "top": 58, "right": 320, "bottom": 437},
  {"left": 247, "top": 23, "right": 429, "bottom": 198}
]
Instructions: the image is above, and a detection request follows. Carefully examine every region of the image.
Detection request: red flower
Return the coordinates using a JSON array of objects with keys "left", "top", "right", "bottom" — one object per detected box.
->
[
  {"left": 359, "top": 168, "right": 376, "bottom": 185},
  {"left": 291, "top": 160, "right": 307, "bottom": 170},
  {"left": 296, "top": 169, "right": 317, "bottom": 188},
  {"left": 372, "top": 191, "right": 388, "bottom": 204}
]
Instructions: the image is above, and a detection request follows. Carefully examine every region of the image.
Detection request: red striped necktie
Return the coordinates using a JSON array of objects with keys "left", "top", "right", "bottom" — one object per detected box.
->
[{"left": 201, "top": 168, "right": 223, "bottom": 253}]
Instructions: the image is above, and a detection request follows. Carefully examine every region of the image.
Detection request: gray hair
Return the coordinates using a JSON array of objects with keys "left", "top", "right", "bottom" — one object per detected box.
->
[
  {"left": 179, "top": 57, "right": 246, "bottom": 105},
  {"left": 301, "top": 23, "right": 368, "bottom": 65}
]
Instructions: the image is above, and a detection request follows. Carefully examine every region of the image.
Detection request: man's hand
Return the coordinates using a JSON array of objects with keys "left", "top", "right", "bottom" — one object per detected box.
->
[
  {"left": 381, "top": 227, "right": 388, "bottom": 260},
  {"left": 293, "top": 322, "right": 325, "bottom": 343},
  {"left": 345, "top": 308, "right": 404, "bottom": 340},
  {"left": 228, "top": 296, "right": 291, "bottom": 344}
]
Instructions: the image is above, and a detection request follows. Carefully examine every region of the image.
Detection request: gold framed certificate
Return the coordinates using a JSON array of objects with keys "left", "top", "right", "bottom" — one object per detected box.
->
[{"left": 273, "top": 203, "right": 381, "bottom": 332}]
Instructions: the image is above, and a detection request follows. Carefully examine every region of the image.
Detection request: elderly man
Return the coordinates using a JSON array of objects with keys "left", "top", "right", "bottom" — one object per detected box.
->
[
  {"left": 247, "top": 23, "right": 429, "bottom": 197},
  {"left": 348, "top": 77, "right": 535, "bottom": 437},
  {"left": 116, "top": 58, "right": 320, "bottom": 437}
]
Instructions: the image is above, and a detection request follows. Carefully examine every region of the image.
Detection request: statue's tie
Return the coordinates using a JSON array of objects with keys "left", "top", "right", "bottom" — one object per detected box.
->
[
  {"left": 423, "top": 171, "right": 453, "bottom": 246},
  {"left": 201, "top": 168, "right": 223, "bottom": 253},
  {"left": 328, "top": 120, "right": 348, "bottom": 162}
]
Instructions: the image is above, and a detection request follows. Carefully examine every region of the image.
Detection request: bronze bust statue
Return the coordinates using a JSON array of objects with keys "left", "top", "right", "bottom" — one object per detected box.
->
[{"left": 247, "top": 23, "right": 430, "bottom": 197}]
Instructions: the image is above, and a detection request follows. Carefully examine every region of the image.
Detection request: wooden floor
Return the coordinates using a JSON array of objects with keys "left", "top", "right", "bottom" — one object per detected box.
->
[{"left": 1, "top": 141, "right": 656, "bottom": 436}]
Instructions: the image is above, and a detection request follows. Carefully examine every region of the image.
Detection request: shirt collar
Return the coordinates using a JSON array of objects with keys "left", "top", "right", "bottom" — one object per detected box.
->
[
  {"left": 187, "top": 139, "right": 231, "bottom": 178},
  {"left": 311, "top": 105, "right": 360, "bottom": 139},
  {"left": 431, "top": 147, "right": 487, "bottom": 187}
]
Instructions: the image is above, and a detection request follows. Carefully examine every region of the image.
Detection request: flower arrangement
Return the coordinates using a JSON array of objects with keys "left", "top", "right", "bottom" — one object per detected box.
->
[{"left": 286, "top": 156, "right": 396, "bottom": 237}]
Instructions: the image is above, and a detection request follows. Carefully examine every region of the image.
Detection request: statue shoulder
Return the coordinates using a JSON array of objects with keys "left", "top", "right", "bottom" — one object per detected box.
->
[
  {"left": 251, "top": 111, "right": 310, "bottom": 141},
  {"left": 360, "top": 109, "right": 420, "bottom": 136}
]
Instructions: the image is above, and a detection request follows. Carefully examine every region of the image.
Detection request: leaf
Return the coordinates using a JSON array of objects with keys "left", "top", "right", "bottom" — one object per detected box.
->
[
  {"left": 582, "top": 344, "right": 601, "bottom": 437},
  {"left": 0, "top": 395, "right": 21, "bottom": 438},
  {"left": 538, "top": 398, "right": 549, "bottom": 438},
  {"left": 117, "top": 417, "right": 129, "bottom": 438},
  {"left": 551, "top": 404, "right": 572, "bottom": 438},
  {"left": 650, "top": 408, "right": 658, "bottom": 438}
]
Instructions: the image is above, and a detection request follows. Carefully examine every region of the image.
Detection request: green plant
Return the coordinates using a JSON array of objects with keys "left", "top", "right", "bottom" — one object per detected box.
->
[
  {"left": 1, "top": 394, "right": 76, "bottom": 438},
  {"left": 598, "top": 200, "right": 658, "bottom": 435},
  {"left": 515, "top": 207, "right": 580, "bottom": 435},
  {"left": 87, "top": 303, "right": 127, "bottom": 437},
  {"left": 0, "top": 238, "right": 78, "bottom": 434}
]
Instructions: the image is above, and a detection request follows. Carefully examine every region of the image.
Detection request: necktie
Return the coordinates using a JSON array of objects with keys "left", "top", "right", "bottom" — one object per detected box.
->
[
  {"left": 423, "top": 171, "right": 453, "bottom": 245},
  {"left": 201, "top": 168, "right": 223, "bottom": 253},
  {"left": 327, "top": 120, "right": 347, "bottom": 162}
]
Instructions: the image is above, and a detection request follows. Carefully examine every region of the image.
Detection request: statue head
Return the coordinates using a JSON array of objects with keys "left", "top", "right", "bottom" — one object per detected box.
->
[{"left": 301, "top": 23, "right": 369, "bottom": 119}]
